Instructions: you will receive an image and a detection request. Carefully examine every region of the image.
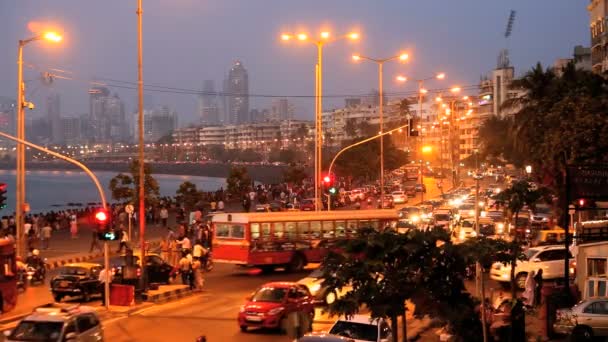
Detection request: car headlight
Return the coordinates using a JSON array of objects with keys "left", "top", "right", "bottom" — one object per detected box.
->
[
  {"left": 478, "top": 201, "right": 485, "bottom": 207},
  {"left": 310, "top": 283, "right": 321, "bottom": 294},
  {"left": 459, "top": 231, "right": 465, "bottom": 239},
  {"left": 471, "top": 231, "right": 477, "bottom": 237},
  {"left": 268, "top": 307, "right": 284, "bottom": 316},
  {"left": 542, "top": 217, "right": 548, "bottom": 222},
  {"left": 411, "top": 215, "right": 420, "bottom": 223},
  {"left": 240, "top": 305, "right": 246, "bottom": 313}
]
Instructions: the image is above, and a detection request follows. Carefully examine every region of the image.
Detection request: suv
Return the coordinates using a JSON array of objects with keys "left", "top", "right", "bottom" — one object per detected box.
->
[
  {"left": 490, "top": 245, "right": 573, "bottom": 289},
  {"left": 51, "top": 263, "right": 103, "bottom": 303},
  {"left": 5, "top": 304, "right": 103, "bottom": 342}
]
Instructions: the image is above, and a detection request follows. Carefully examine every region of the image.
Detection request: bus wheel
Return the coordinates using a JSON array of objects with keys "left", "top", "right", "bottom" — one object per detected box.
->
[{"left": 287, "top": 254, "right": 305, "bottom": 273}]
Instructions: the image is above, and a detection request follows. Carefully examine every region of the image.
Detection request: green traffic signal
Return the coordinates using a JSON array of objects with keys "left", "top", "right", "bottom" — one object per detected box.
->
[{"left": 329, "top": 187, "right": 337, "bottom": 195}]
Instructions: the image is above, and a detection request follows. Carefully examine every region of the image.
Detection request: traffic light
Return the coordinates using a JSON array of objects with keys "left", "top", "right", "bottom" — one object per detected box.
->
[
  {"left": 408, "top": 119, "right": 419, "bottom": 137},
  {"left": 575, "top": 198, "right": 596, "bottom": 209},
  {"left": 323, "top": 175, "right": 331, "bottom": 184},
  {"left": 328, "top": 187, "right": 338, "bottom": 195},
  {"left": 0, "top": 183, "right": 6, "bottom": 209},
  {"left": 95, "top": 209, "right": 118, "bottom": 241}
]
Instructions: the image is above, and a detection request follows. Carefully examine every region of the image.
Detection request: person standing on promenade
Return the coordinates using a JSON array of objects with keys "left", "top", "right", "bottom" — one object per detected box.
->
[
  {"left": 160, "top": 207, "right": 169, "bottom": 228},
  {"left": 41, "top": 222, "right": 52, "bottom": 250},
  {"left": 160, "top": 237, "right": 169, "bottom": 263},
  {"left": 69, "top": 212, "right": 78, "bottom": 239},
  {"left": 89, "top": 226, "right": 102, "bottom": 253}
]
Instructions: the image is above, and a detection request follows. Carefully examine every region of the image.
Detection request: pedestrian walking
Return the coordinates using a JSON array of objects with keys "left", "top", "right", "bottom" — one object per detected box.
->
[
  {"left": 160, "top": 207, "right": 169, "bottom": 228},
  {"left": 522, "top": 270, "right": 536, "bottom": 307},
  {"left": 534, "top": 269, "right": 543, "bottom": 306},
  {"left": 116, "top": 229, "right": 129, "bottom": 253},
  {"left": 178, "top": 253, "right": 191, "bottom": 286},
  {"left": 192, "top": 258, "right": 204, "bottom": 290},
  {"left": 69, "top": 214, "right": 78, "bottom": 239},
  {"left": 41, "top": 223, "right": 52, "bottom": 250},
  {"left": 160, "top": 237, "right": 169, "bottom": 263},
  {"left": 169, "top": 238, "right": 178, "bottom": 267},
  {"left": 98, "top": 267, "right": 112, "bottom": 306},
  {"left": 89, "top": 228, "right": 102, "bottom": 253}
]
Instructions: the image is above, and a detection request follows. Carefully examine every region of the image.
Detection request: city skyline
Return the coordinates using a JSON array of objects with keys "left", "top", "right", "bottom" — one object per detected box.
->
[{"left": 0, "top": 1, "right": 589, "bottom": 127}]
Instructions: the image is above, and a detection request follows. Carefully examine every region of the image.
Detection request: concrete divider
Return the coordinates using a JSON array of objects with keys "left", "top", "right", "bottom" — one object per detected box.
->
[{"left": 145, "top": 285, "right": 195, "bottom": 304}]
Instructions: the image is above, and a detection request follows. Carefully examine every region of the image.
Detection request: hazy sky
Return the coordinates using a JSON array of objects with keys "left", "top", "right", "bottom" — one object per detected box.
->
[{"left": 0, "top": 1, "right": 589, "bottom": 126}]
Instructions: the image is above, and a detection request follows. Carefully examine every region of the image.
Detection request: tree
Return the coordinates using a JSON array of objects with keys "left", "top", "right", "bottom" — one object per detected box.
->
[
  {"left": 282, "top": 164, "right": 308, "bottom": 185},
  {"left": 494, "top": 180, "right": 549, "bottom": 297},
  {"left": 226, "top": 166, "right": 252, "bottom": 196},
  {"left": 357, "top": 121, "right": 375, "bottom": 137},
  {"left": 175, "top": 181, "right": 203, "bottom": 212},
  {"left": 157, "top": 133, "right": 174, "bottom": 145},
  {"left": 322, "top": 227, "right": 475, "bottom": 342},
  {"left": 108, "top": 160, "right": 160, "bottom": 207}
]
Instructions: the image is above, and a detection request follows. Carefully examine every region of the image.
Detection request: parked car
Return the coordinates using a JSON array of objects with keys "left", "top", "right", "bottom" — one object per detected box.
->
[
  {"left": 51, "top": 263, "right": 103, "bottom": 303},
  {"left": 391, "top": 191, "right": 407, "bottom": 204},
  {"left": 328, "top": 314, "right": 392, "bottom": 342},
  {"left": 377, "top": 195, "right": 394, "bottom": 209},
  {"left": 554, "top": 297, "right": 608, "bottom": 341},
  {"left": 490, "top": 245, "right": 573, "bottom": 289},
  {"left": 238, "top": 282, "right": 315, "bottom": 332},
  {"left": 111, "top": 252, "right": 173, "bottom": 286},
  {"left": 5, "top": 303, "right": 104, "bottom": 342},
  {"left": 300, "top": 199, "right": 317, "bottom": 211}
]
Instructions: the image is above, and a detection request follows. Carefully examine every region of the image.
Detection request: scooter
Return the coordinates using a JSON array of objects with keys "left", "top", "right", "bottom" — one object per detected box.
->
[{"left": 25, "top": 263, "right": 46, "bottom": 285}]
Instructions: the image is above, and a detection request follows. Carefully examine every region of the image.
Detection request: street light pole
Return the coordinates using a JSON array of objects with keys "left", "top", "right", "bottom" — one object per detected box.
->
[
  {"left": 137, "top": 0, "right": 147, "bottom": 292},
  {"left": 327, "top": 122, "right": 411, "bottom": 211},
  {"left": 378, "top": 61, "right": 384, "bottom": 208},
  {"left": 15, "top": 32, "right": 62, "bottom": 258},
  {"left": 352, "top": 52, "right": 409, "bottom": 208}
]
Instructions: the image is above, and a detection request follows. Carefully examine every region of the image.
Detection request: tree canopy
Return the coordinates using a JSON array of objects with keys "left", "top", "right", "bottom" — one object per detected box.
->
[
  {"left": 108, "top": 160, "right": 160, "bottom": 207},
  {"left": 226, "top": 166, "right": 252, "bottom": 195}
]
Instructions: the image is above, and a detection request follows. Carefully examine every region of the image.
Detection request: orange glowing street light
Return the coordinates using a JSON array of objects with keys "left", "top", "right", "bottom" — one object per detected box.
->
[
  {"left": 280, "top": 28, "right": 360, "bottom": 211},
  {"left": 450, "top": 86, "right": 461, "bottom": 93},
  {"left": 422, "top": 145, "right": 433, "bottom": 154},
  {"left": 43, "top": 32, "right": 63, "bottom": 42},
  {"left": 436, "top": 73, "right": 446, "bottom": 80}
]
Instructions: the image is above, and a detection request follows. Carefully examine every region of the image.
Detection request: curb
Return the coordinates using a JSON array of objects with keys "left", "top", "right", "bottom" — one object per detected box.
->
[
  {"left": 46, "top": 240, "right": 161, "bottom": 270},
  {"left": 146, "top": 287, "right": 194, "bottom": 304}
]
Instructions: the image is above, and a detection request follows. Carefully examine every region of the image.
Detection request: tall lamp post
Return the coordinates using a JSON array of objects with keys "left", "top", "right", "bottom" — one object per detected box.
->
[
  {"left": 281, "top": 31, "right": 359, "bottom": 211},
  {"left": 420, "top": 145, "right": 433, "bottom": 203},
  {"left": 352, "top": 52, "right": 409, "bottom": 207},
  {"left": 395, "top": 72, "right": 445, "bottom": 156},
  {"left": 16, "top": 31, "right": 62, "bottom": 258},
  {"left": 136, "top": 0, "right": 147, "bottom": 293}
]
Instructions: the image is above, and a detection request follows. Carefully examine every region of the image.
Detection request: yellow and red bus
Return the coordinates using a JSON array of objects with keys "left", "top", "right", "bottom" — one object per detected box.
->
[
  {"left": 0, "top": 236, "right": 17, "bottom": 314},
  {"left": 212, "top": 210, "right": 400, "bottom": 272}
]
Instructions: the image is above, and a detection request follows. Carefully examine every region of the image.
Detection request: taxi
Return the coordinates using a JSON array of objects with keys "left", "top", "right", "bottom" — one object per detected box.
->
[{"left": 4, "top": 303, "right": 104, "bottom": 342}]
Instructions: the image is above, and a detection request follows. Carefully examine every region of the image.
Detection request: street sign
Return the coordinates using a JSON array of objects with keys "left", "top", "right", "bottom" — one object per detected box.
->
[
  {"left": 567, "top": 165, "right": 608, "bottom": 200},
  {"left": 568, "top": 205, "right": 575, "bottom": 215},
  {"left": 125, "top": 204, "right": 134, "bottom": 214}
]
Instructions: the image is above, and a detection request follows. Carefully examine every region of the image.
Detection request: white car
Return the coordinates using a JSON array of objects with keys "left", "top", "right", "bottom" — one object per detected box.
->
[
  {"left": 297, "top": 268, "right": 351, "bottom": 305},
  {"left": 328, "top": 314, "right": 392, "bottom": 342},
  {"left": 490, "top": 245, "right": 573, "bottom": 288},
  {"left": 349, "top": 189, "right": 366, "bottom": 202},
  {"left": 453, "top": 219, "right": 477, "bottom": 242},
  {"left": 391, "top": 191, "right": 407, "bottom": 204}
]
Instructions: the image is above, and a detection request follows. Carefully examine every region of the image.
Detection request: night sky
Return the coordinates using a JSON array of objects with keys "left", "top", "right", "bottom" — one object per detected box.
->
[{"left": 0, "top": 1, "right": 589, "bottom": 126}]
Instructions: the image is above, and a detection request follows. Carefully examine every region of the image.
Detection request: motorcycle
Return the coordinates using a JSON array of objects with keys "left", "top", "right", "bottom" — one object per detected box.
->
[{"left": 25, "top": 263, "right": 46, "bottom": 285}]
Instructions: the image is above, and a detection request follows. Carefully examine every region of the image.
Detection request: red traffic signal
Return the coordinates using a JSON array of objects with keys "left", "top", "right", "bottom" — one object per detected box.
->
[
  {"left": 95, "top": 210, "right": 108, "bottom": 224},
  {"left": 323, "top": 176, "right": 331, "bottom": 184},
  {"left": 579, "top": 199, "right": 585, "bottom": 207}
]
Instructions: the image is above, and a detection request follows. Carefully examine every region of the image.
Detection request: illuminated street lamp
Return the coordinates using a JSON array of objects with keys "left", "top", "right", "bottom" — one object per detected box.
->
[
  {"left": 281, "top": 30, "right": 359, "bottom": 211},
  {"left": 351, "top": 51, "right": 410, "bottom": 207},
  {"left": 16, "top": 30, "right": 63, "bottom": 258}
]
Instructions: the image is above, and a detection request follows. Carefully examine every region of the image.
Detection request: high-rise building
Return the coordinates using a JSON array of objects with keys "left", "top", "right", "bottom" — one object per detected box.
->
[
  {"left": 135, "top": 105, "right": 178, "bottom": 142},
  {"left": 268, "top": 98, "right": 294, "bottom": 122},
  {"left": 227, "top": 61, "right": 249, "bottom": 124},
  {"left": 0, "top": 97, "right": 16, "bottom": 136},
  {"left": 61, "top": 117, "right": 81, "bottom": 145},
  {"left": 199, "top": 80, "right": 220, "bottom": 125},
  {"left": 89, "top": 87, "right": 127, "bottom": 143},
  {"left": 588, "top": 0, "right": 608, "bottom": 73}
]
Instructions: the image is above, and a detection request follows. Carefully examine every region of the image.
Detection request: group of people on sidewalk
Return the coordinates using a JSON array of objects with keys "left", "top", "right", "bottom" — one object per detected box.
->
[{"left": 160, "top": 218, "right": 213, "bottom": 291}]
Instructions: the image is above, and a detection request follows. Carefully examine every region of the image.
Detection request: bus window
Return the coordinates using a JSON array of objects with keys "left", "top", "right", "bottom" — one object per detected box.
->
[
  {"left": 322, "top": 221, "right": 334, "bottom": 239},
  {"left": 251, "top": 223, "right": 260, "bottom": 240},
  {"left": 297, "top": 222, "right": 310, "bottom": 239},
  {"left": 274, "top": 222, "right": 285, "bottom": 238},
  {"left": 216, "top": 224, "right": 230, "bottom": 238},
  {"left": 230, "top": 224, "right": 245, "bottom": 239},
  {"left": 359, "top": 220, "right": 370, "bottom": 229},
  {"left": 335, "top": 221, "right": 346, "bottom": 237},
  {"left": 261, "top": 223, "right": 272, "bottom": 239},
  {"left": 347, "top": 221, "right": 358, "bottom": 237},
  {"left": 286, "top": 222, "right": 297, "bottom": 240},
  {"left": 310, "top": 221, "right": 321, "bottom": 239},
  {"left": 370, "top": 220, "right": 380, "bottom": 229}
]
